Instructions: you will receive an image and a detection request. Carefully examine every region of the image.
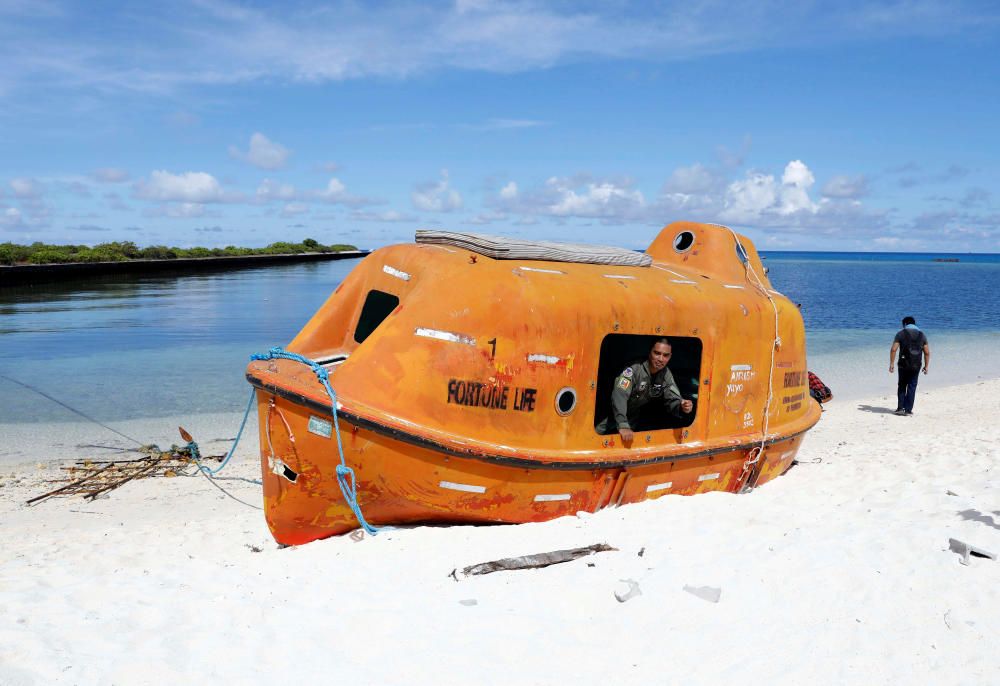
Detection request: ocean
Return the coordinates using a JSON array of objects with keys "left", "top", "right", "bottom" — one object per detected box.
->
[{"left": 1, "top": 251, "right": 998, "bottom": 426}]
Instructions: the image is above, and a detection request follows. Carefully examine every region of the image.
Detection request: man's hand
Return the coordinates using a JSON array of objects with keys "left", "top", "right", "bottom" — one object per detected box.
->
[
  {"left": 619, "top": 428, "right": 634, "bottom": 445},
  {"left": 923, "top": 366, "right": 928, "bottom": 375},
  {"left": 889, "top": 364, "right": 894, "bottom": 373},
  {"left": 680, "top": 399, "right": 693, "bottom": 414}
]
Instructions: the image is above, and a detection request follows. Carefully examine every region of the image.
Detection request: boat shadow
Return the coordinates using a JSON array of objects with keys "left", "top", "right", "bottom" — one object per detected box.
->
[{"left": 856, "top": 404, "right": 898, "bottom": 415}]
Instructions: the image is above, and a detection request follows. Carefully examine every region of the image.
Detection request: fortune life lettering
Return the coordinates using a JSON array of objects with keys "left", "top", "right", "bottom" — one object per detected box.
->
[{"left": 447, "top": 379, "right": 536, "bottom": 412}]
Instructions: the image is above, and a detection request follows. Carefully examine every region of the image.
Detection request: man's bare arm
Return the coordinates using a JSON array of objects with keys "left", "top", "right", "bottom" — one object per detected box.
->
[
  {"left": 923, "top": 343, "right": 930, "bottom": 373},
  {"left": 889, "top": 341, "right": 899, "bottom": 372}
]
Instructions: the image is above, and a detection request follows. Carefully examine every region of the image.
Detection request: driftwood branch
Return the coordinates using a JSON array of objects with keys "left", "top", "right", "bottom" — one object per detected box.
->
[
  {"left": 461, "top": 543, "right": 617, "bottom": 576},
  {"left": 25, "top": 462, "right": 117, "bottom": 505},
  {"left": 83, "top": 459, "right": 163, "bottom": 501},
  {"left": 25, "top": 445, "right": 224, "bottom": 506}
]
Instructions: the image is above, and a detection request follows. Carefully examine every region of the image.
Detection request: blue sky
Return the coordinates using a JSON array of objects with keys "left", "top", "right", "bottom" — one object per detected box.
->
[{"left": 2, "top": 1, "right": 999, "bottom": 252}]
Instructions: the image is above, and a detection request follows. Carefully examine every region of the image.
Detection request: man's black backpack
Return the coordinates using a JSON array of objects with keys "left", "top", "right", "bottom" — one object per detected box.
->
[{"left": 899, "top": 329, "right": 924, "bottom": 372}]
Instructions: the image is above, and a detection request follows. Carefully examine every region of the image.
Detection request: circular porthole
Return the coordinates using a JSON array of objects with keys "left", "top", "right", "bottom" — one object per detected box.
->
[
  {"left": 673, "top": 231, "right": 695, "bottom": 253},
  {"left": 555, "top": 387, "right": 577, "bottom": 416}
]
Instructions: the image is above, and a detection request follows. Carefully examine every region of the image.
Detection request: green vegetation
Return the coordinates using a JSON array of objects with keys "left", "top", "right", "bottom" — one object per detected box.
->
[{"left": 0, "top": 239, "right": 358, "bottom": 266}]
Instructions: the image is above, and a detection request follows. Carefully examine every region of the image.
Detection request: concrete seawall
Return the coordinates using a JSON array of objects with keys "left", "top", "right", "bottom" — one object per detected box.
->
[{"left": 0, "top": 250, "right": 369, "bottom": 285}]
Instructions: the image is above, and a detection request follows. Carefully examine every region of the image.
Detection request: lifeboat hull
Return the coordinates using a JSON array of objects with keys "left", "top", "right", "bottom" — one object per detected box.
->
[
  {"left": 250, "top": 384, "right": 815, "bottom": 546},
  {"left": 247, "top": 221, "right": 823, "bottom": 545}
]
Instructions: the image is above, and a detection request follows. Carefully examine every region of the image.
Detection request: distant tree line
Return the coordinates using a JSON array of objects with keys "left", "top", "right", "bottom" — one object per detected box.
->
[{"left": 0, "top": 238, "right": 358, "bottom": 266}]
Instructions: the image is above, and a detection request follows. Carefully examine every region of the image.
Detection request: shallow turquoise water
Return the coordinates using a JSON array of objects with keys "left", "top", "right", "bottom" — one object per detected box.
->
[
  {"left": 1, "top": 261, "right": 358, "bottom": 423},
  {"left": 1, "top": 253, "right": 998, "bottom": 423}
]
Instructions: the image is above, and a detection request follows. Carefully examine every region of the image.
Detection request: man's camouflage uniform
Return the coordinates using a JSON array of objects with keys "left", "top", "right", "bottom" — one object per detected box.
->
[{"left": 596, "top": 360, "right": 684, "bottom": 434}]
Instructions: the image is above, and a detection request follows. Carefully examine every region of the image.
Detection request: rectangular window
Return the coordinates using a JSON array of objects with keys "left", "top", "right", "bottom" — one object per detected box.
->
[
  {"left": 594, "top": 334, "right": 702, "bottom": 433},
  {"left": 354, "top": 289, "right": 400, "bottom": 344}
]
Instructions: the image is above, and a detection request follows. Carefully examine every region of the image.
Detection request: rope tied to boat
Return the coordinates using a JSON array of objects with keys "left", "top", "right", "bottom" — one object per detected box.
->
[
  {"left": 726, "top": 228, "right": 781, "bottom": 492},
  {"left": 185, "top": 388, "right": 256, "bottom": 477},
  {"left": 249, "top": 346, "right": 381, "bottom": 535}
]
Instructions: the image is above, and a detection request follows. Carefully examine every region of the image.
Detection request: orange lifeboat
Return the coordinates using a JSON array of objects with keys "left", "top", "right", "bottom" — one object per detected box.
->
[{"left": 246, "top": 221, "right": 821, "bottom": 545}]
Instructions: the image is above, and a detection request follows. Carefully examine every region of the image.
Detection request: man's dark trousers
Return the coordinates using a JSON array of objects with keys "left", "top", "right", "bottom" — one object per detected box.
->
[{"left": 897, "top": 368, "right": 919, "bottom": 413}]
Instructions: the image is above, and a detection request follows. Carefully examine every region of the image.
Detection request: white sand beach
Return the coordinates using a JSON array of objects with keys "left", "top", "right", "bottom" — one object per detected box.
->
[{"left": 2, "top": 378, "right": 999, "bottom": 685}]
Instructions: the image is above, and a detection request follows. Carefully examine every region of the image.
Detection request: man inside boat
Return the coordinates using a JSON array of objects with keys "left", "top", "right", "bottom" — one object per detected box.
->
[{"left": 596, "top": 338, "right": 693, "bottom": 444}]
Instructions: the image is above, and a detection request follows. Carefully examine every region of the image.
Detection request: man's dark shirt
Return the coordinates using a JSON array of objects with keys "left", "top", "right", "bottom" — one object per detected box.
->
[
  {"left": 608, "top": 360, "right": 683, "bottom": 431},
  {"left": 894, "top": 326, "right": 928, "bottom": 372}
]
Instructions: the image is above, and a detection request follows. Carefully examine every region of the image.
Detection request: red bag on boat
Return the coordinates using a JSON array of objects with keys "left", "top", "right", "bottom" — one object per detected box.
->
[{"left": 808, "top": 371, "right": 833, "bottom": 404}]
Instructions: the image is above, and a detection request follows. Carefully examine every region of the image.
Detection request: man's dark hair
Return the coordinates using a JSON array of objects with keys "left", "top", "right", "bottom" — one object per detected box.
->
[
  {"left": 652, "top": 337, "right": 671, "bottom": 348},
  {"left": 902, "top": 316, "right": 916, "bottom": 326}
]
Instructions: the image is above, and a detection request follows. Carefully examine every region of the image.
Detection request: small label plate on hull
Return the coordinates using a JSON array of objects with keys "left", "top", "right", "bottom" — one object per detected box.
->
[{"left": 307, "top": 415, "right": 333, "bottom": 438}]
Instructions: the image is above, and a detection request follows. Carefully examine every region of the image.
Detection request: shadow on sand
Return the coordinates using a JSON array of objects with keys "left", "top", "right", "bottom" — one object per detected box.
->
[
  {"left": 958, "top": 509, "right": 1000, "bottom": 531},
  {"left": 856, "top": 404, "right": 898, "bottom": 414}
]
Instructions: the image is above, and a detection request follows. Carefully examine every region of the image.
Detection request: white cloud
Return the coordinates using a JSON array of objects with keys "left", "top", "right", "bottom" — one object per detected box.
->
[
  {"left": 1, "top": 2, "right": 988, "bottom": 103},
  {"left": 908, "top": 210, "right": 999, "bottom": 241},
  {"left": 6, "top": 178, "right": 51, "bottom": 222},
  {"left": 720, "top": 160, "right": 818, "bottom": 223},
  {"left": 465, "top": 118, "right": 548, "bottom": 131},
  {"left": 547, "top": 178, "right": 645, "bottom": 217},
  {"left": 943, "top": 224, "right": 994, "bottom": 240},
  {"left": 256, "top": 179, "right": 297, "bottom": 201},
  {"left": 1, "top": 206, "right": 25, "bottom": 230},
  {"left": 873, "top": 236, "right": 902, "bottom": 247},
  {"left": 134, "top": 171, "right": 230, "bottom": 203},
  {"left": 658, "top": 164, "right": 725, "bottom": 216},
  {"left": 412, "top": 170, "right": 462, "bottom": 212},
  {"left": 466, "top": 210, "right": 508, "bottom": 225},
  {"left": 492, "top": 175, "right": 646, "bottom": 222},
  {"left": 142, "top": 202, "right": 209, "bottom": 218},
  {"left": 762, "top": 234, "right": 795, "bottom": 248},
  {"left": 93, "top": 168, "right": 130, "bottom": 183},
  {"left": 66, "top": 181, "right": 91, "bottom": 197},
  {"left": 349, "top": 209, "right": 416, "bottom": 223},
  {"left": 720, "top": 172, "right": 779, "bottom": 223},
  {"left": 296, "top": 177, "right": 369, "bottom": 207},
  {"left": 321, "top": 178, "right": 347, "bottom": 200},
  {"left": 778, "top": 160, "right": 817, "bottom": 215},
  {"left": 822, "top": 174, "right": 868, "bottom": 199},
  {"left": 229, "top": 133, "right": 290, "bottom": 170},
  {"left": 782, "top": 159, "right": 814, "bottom": 187},
  {"left": 103, "top": 192, "right": 130, "bottom": 211},
  {"left": 873, "top": 235, "right": 926, "bottom": 250},
  {"left": 483, "top": 160, "right": 896, "bottom": 239},
  {"left": 664, "top": 164, "right": 717, "bottom": 195},
  {"left": 281, "top": 202, "right": 309, "bottom": 216},
  {"left": 69, "top": 224, "right": 111, "bottom": 232},
  {"left": 10, "top": 178, "right": 43, "bottom": 198}
]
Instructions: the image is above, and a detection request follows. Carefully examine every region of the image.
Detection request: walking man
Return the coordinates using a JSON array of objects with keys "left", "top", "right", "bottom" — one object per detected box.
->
[{"left": 889, "top": 316, "right": 930, "bottom": 415}]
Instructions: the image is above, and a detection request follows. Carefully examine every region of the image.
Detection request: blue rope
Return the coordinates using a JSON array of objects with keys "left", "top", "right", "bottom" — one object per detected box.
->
[
  {"left": 186, "top": 388, "right": 256, "bottom": 477},
  {"left": 249, "top": 346, "right": 381, "bottom": 535}
]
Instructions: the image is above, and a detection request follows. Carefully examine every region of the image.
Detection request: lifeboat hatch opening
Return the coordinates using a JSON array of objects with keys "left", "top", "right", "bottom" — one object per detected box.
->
[
  {"left": 354, "top": 289, "right": 400, "bottom": 344},
  {"left": 593, "top": 334, "right": 702, "bottom": 434}
]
